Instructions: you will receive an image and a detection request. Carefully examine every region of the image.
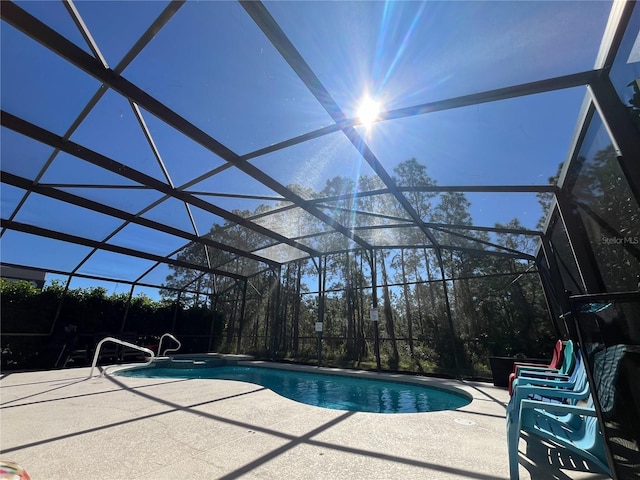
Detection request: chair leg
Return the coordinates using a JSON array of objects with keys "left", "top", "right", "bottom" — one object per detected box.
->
[{"left": 506, "top": 408, "right": 521, "bottom": 480}]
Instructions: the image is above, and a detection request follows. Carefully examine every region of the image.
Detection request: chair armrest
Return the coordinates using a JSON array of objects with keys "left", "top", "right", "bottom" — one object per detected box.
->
[
  {"left": 518, "top": 370, "right": 570, "bottom": 380},
  {"left": 512, "top": 361, "right": 549, "bottom": 372},
  {"left": 515, "top": 376, "right": 574, "bottom": 388},
  {"left": 519, "top": 399, "right": 597, "bottom": 416},
  {"left": 516, "top": 365, "right": 561, "bottom": 375},
  {"left": 511, "top": 383, "right": 588, "bottom": 406}
]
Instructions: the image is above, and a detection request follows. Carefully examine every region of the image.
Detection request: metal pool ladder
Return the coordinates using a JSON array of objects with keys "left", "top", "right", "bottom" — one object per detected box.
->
[
  {"left": 157, "top": 333, "right": 181, "bottom": 356},
  {"left": 88, "top": 337, "right": 155, "bottom": 378}
]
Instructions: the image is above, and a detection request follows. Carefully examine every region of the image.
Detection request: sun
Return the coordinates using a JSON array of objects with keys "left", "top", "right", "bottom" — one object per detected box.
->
[{"left": 356, "top": 95, "right": 381, "bottom": 127}]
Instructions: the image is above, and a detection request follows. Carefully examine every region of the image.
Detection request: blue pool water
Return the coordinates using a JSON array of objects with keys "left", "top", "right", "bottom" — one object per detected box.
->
[{"left": 116, "top": 365, "right": 471, "bottom": 413}]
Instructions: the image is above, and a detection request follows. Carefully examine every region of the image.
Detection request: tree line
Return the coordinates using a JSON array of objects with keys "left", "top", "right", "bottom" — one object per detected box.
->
[
  {"left": 162, "top": 158, "right": 556, "bottom": 377},
  {"left": 3, "top": 147, "right": 635, "bottom": 377}
]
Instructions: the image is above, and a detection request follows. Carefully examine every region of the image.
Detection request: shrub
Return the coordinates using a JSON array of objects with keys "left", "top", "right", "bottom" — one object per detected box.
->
[{"left": 0, "top": 281, "right": 224, "bottom": 370}]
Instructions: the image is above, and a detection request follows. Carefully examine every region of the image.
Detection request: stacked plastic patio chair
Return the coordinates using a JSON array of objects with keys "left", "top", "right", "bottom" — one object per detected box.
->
[
  {"left": 507, "top": 339, "right": 564, "bottom": 395},
  {"left": 508, "top": 339, "right": 574, "bottom": 395},
  {"left": 506, "top": 344, "right": 611, "bottom": 479}
]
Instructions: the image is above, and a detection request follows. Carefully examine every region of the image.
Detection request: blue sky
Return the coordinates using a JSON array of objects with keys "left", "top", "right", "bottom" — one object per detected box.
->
[{"left": 1, "top": 0, "right": 614, "bottom": 295}]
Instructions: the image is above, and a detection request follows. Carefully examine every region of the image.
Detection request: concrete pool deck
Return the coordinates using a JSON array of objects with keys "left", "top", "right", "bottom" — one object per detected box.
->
[{"left": 0, "top": 364, "right": 610, "bottom": 480}]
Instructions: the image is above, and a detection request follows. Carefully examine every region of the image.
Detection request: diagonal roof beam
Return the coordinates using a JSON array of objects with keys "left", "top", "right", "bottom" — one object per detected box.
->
[
  {"left": 295, "top": 243, "right": 534, "bottom": 261},
  {"left": 241, "top": 70, "right": 598, "bottom": 163},
  {"left": 317, "top": 204, "right": 544, "bottom": 236},
  {"left": 433, "top": 244, "right": 535, "bottom": 261},
  {"left": 399, "top": 185, "right": 560, "bottom": 194},
  {"left": 0, "top": 171, "right": 279, "bottom": 267},
  {"left": 0, "top": 1, "right": 185, "bottom": 239},
  {"left": 240, "top": 0, "right": 441, "bottom": 248},
  {"left": 0, "top": 261, "right": 214, "bottom": 294},
  {"left": 421, "top": 222, "right": 542, "bottom": 237},
  {"left": 0, "top": 1, "right": 373, "bottom": 252},
  {"left": 1, "top": 220, "right": 246, "bottom": 280},
  {"left": 427, "top": 225, "right": 534, "bottom": 258},
  {"left": 63, "top": 0, "right": 109, "bottom": 69},
  {"left": 128, "top": 101, "right": 215, "bottom": 271},
  {"left": 1, "top": 111, "right": 319, "bottom": 259}
]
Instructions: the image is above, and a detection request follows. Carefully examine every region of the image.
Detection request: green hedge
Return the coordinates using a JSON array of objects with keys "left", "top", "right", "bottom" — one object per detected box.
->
[{"left": 0, "top": 280, "right": 226, "bottom": 370}]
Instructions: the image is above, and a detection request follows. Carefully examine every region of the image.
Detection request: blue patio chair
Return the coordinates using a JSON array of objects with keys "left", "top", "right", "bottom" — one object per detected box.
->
[
  {"left": 506, "top": 353, "right": 610, "bottom": 479},
  {"left": 507, "top": 397, "right": 610, "bottom": 479},
  {"left": 508, "top": 351, "right": 589, "bottom": 426},
  {"left": 509, "top": 341, "right": 576, "bottom": 397},
  {"left": 513, "top": 340, "right": 575, "bottom": 383},
  {"left": 510, "top": 350, "right": 584, "bottom": 401}
]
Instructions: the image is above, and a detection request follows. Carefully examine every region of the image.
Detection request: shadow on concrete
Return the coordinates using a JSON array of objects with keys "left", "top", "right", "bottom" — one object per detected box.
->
[
  {"left": 462, "top": 380, "right": 509, "bottom": 410},
  {"left": 3, "top": 373, "right": 508, "bottom": 480},
  {"left": 105, "top": 375, "right": 509, "bottom": 480},
  {"left": 0, "top": 374, "right": 87, "bottom": 388},
  {"left": 0, "top": 377, "right": 191, "bottom": 409},
  {"left": 1, "top": 382, "right": 268, "bottom": 454},
  {"left": 519, "top": 432, "right": 610, "bottom": 480},
  {"left": 6, "top": 372, "right": 607, "bottom": 480}
]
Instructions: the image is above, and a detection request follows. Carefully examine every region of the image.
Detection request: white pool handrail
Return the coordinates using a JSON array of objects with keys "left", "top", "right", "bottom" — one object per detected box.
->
[
  {"left": 88, "top": 336, "right": 155, "bottom": 378},
  {"left": 158, "top": 333, "right": 181, "bottom": 356}
]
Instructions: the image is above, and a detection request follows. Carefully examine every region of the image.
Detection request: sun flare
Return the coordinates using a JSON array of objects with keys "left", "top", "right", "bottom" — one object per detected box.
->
[{"left": 357, "top": 96, "right": 381, "bottom": 127}]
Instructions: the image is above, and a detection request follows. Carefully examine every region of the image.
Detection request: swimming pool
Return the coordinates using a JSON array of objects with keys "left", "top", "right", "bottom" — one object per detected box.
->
[{"left": 116, "top": 363, "right": 471, "bottom": 414}]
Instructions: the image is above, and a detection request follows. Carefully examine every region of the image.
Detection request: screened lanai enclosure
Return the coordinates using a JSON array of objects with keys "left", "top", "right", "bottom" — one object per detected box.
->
[
  {"left": 2, "top": 0, "right": 640, "bottom": 371},
  {"left": 1, "top": 0, "right": 639, "bottom": 391},
  {"left": 2, "top": 1, "right": 640, "bottom": 475}
]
